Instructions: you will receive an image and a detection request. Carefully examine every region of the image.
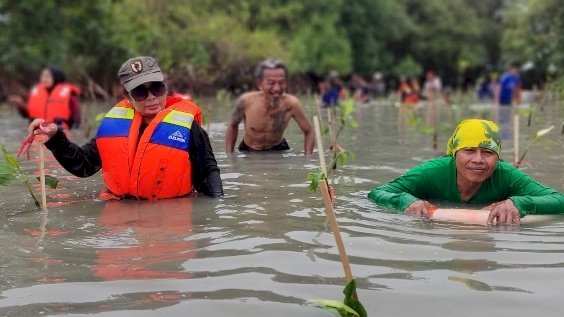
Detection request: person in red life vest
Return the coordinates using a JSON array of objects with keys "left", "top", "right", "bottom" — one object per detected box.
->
[
  {"left": 397, "top": 76, "right": 419, "bottom": 106},
  {"left": 165, "top": 80, "right": 202, "bottom": 125},
  {"left": 9, "top": 65, "right": 81, "bottom": 129},
  {"left": 26, "top": 56, "right": 223, "bottom": 199}
]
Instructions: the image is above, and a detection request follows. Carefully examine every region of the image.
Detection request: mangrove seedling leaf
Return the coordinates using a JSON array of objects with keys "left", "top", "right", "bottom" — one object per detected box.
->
[
  {"left": 419, "top": 124, "right": 434, "bottom": 134},
  {"left": 535, "top": 125, "right": 554, "bottom": 138},
  {"left": 1, "top": 145, "right": 20, "bottom": 169},
  {"left": 516, "top": 108, "right": 532, "bottom": 117},
  {"left": 309, "top": 300, "right": 360, "bottom": 317},
  {"left": 0, "top": 160, "right": 17, "bottom": 175},
  {"left": 347, "top": 119, "right": 359, "bottom": 129},
  {"left": 36, "top": 175, "right": 59, "bottom": 189},
  {"left": 307, "top": 171, "right": 325, "bottom": 192},
  {"left": 343, "top": 279, "right": 368, "bottom": 317},
  {"left": 337, "top": 150, "right": 356, "bottom": 166},
  {"left": 339, "top": 98, "right": 355, "bottom": 118},
  {"left": 0, "top": 173, "right": 18, "bottom": 186}
]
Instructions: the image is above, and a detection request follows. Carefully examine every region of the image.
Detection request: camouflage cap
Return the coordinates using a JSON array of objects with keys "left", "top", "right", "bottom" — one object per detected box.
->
[{"left": 118, "top": 56, "right": 164, "bottom": 92}]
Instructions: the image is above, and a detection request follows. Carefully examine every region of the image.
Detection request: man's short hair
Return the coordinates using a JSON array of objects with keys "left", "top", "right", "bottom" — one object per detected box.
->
[
  {"left": 254, "top": 59, "right": 287, "bottom": 80},
  {"left": 510, "top": 61, "right": 521, "bottom": 69}
]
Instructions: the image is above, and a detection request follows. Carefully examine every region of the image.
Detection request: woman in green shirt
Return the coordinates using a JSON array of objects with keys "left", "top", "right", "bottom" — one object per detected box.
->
[{"left": 368, "top": 119, "right": 564, "bottom": 224}]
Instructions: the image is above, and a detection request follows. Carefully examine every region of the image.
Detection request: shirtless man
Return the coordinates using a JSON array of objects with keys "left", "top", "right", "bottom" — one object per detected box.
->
[{"left": 225, "top": 59, "right": 314, "bottom": 155}]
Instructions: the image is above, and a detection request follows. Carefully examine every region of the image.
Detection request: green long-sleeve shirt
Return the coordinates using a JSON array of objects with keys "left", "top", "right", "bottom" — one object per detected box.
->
[{"left": 367, "top": 157, "right": 564, "bottom": 217}]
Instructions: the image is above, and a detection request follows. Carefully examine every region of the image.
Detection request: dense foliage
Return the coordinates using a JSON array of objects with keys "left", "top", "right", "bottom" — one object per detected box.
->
[{"left": 0, "top": 0, "right": 562, "bottom": 97}]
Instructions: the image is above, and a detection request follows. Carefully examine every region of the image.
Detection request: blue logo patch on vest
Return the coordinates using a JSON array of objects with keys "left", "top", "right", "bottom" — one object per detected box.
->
[
  {"left": 150, "top": 122, "right": 190, "bottom": 151},
  {"left": 96, "top": 118, "right": 132, "bottom": 138}
]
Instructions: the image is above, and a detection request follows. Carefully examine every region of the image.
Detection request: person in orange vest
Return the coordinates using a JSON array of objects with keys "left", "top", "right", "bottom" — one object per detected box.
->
[
  {"left": 27, "top": 56, "right": 223, "bottom": 199},
  {"left": 9, "top": 65, "right": 81, "bottom": 129},
  {"left": 397, "top": 76, "right": 419, "bottom": 106},
  {"left": 165, "top": 79, "right": 202, "bottom": 125}
]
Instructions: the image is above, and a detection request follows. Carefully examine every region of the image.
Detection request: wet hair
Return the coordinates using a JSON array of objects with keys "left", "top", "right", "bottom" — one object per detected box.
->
[
  {"left": 254, "top": 59, "right": 287, "bottom": 80},
  {"left": 509, "top": 61, "right": 521, "bottom": 69},
  {"left": 44, "top": 65, "right": 67, "bottom": 87}
]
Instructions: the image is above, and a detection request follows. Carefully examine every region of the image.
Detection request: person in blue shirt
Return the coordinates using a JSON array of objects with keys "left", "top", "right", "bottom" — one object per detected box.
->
[
  {"left": 477, "top": 74, "right": 495, "bottom": 101},
  {"left": 496, "top": 62, "right": 521, "bottom": 106},
  {"left": 321, "top": 71, "right": 344, "bottom": 108}
]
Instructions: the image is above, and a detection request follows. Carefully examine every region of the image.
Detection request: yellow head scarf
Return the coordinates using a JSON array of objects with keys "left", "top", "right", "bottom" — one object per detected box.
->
[{"left": 446, "top": 119, "right": 502, "bottom": 156}]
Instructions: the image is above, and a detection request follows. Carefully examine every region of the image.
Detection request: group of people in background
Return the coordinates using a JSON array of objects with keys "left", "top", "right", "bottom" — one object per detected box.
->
[
  {"left": 8, "top": 61, "right": 523, "bottom": 130},
  {"left": 315, "top": 62, "right": 522, "bottom": 109}
]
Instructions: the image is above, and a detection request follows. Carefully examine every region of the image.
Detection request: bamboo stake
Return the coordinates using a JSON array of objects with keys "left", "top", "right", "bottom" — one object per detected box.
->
[
  {"left": 513, "top": 114, "right": 519, "bottom": 165},
  {"left": 314, "top": 96, "right": 325, "bottom": 131},
  {"left": 313, "top": 116, "right": 327, "bottom": 173},
  {"left": 431, "top": 92, "right": 438, "bottom": 150},
  {"left": 313, "top": 115, "right": 354, "bottom": 284},
  {"left": 38, "top": 142, "right": 48, "bottom": 241},
  {"left": 38, "top": 143, "right": 47, "bottom": 213},
  {"left": 328, "top": 108, "right": 338, "bottom": 168}
]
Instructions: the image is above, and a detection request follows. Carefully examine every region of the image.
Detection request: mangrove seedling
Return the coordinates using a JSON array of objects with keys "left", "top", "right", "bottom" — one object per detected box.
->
[
  {"left": 310, "top": 279, "right": 367, "bottom": 317},
  {"left": 515, "top": 125, "right": 554, "bottom": 168},
  {"left": 0, "top": 144, "right": 58, "bottom": 208}
]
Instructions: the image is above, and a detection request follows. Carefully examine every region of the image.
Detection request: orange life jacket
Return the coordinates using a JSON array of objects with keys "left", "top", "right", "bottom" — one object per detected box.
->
[
  {"left": 171, "top": 93, "right": 203, "bottom": 125},
  {"left": 96, "top": 96, "right": 200, "bottom": 199},
  {"left": 27, "top": 83, "right": 80, "bottom": 125},
  {"left": 398, "top": 82, "right": 419, "bottom": 105}
]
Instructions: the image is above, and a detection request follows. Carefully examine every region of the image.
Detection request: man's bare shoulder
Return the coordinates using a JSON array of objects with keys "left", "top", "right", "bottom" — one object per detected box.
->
[
  {"left": 238, "top": 91, "right": 262, "bottom": 104},
  {"left": 282, "top": 93, "right": 302, "bottom": 108}
]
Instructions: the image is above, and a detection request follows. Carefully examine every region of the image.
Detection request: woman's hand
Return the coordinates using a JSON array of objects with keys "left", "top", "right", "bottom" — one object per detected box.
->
[
  {"left": 484, "top": 199, "right": 520, "bottom": 225},
  {"left": 405, "top": 200, "right": 436, "bottom": 219},
  {"left": 27, "top": 119, "right": 58, "bottom": 139}
]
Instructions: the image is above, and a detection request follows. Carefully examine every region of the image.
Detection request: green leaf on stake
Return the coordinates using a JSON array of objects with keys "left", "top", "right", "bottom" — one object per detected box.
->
[
  {"left": 337, "top": 150, "right": 356, "bottom": 167},
  {"left": 0, "top": 160, "right": 17, "bottom": 175},
  {"left": 309, "top": 300, "right": 360, "bottom": 317},
  {"left": 307, "top": 171, "right": 326, "bottom": 192},
  {"left": 1, "top": 145, "right": 20, "bottom": 169},
  {"left": 0, "top": 173, "right": 18, "bottom": 186},
  {"left": 36, "top": 175, "right": 59, "bottom": 189},
  {"left": 347, "top": 119, "right": 359, "bottom": 129},
  {"left": 343, "top": 279, "right": 367, "bottom": 317}
]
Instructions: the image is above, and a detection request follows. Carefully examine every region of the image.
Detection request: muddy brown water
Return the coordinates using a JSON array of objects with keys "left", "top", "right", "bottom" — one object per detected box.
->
[{"left": 0, "top": 98, "right": 563, "bottom": 316}]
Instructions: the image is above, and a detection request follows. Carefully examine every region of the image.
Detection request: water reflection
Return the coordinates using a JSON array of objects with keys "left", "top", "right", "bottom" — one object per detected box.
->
[{"left": 94, "top": 199, "right": 196, "bottom": 280}]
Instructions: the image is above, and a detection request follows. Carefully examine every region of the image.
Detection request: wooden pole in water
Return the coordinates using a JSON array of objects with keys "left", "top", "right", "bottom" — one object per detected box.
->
[
  {"left": 513, "top": 114, "right": 519, "bottom": 166},
  {"left": 314, "top": 116, "right": 327, "bottom": 173},
  {"left": 329, "top": 108, "right": 338, "bottom": 169},
  {"left": 313, "top": 116, "right": 354, "bottom": 284},
  {"left": 38, "top": 143, "right": 48, "bottom": 213},
  {"left": 431, "top": 92, "right": 438, "bottom": 150},
  {"left": 38, "top": 142, "right": 49, "bottom": 241},
  {"left": 314, "top": 96, "right": 325, "bottom": 131}
]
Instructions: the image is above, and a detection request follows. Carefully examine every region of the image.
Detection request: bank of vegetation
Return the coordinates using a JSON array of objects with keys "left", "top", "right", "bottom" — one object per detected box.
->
[{"left": 1, "top": 0, "right": 563, "bottom": 99}]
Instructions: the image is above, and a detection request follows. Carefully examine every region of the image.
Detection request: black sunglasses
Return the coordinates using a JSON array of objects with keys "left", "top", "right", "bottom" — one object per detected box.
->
[{"left": 129, "top": 82, "right": 167, "bottom": 101}]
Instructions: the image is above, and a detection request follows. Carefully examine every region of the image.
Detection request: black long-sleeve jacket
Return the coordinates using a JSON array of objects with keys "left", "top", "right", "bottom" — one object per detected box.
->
[{"left": 44, "top": 122, "right": 223, "bottom": 198}]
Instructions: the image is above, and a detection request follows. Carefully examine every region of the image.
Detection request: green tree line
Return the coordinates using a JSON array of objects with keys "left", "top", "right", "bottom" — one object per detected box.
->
[{"left": 1, "top": 0, "right": 562, "bottom": 98}]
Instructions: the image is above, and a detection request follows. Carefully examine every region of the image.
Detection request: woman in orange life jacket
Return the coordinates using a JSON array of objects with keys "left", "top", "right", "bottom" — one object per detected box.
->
[
  {"left": 397, "top": 76, "right": 419, "bottom": 106},
  {"left": 26, "top": 56, "right": 223, "bottom": 199},
  {"left": 9, "top": 65, "right": 81, "bottom": 129},
  {"left": 164, "top": 75, "right": 203, "bottom": 125}
]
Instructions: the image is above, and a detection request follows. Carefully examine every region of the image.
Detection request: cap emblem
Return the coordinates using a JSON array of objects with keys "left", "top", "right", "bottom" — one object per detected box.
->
[{"left": 130, "top": 60, "right": 143, "bottom": 73}]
